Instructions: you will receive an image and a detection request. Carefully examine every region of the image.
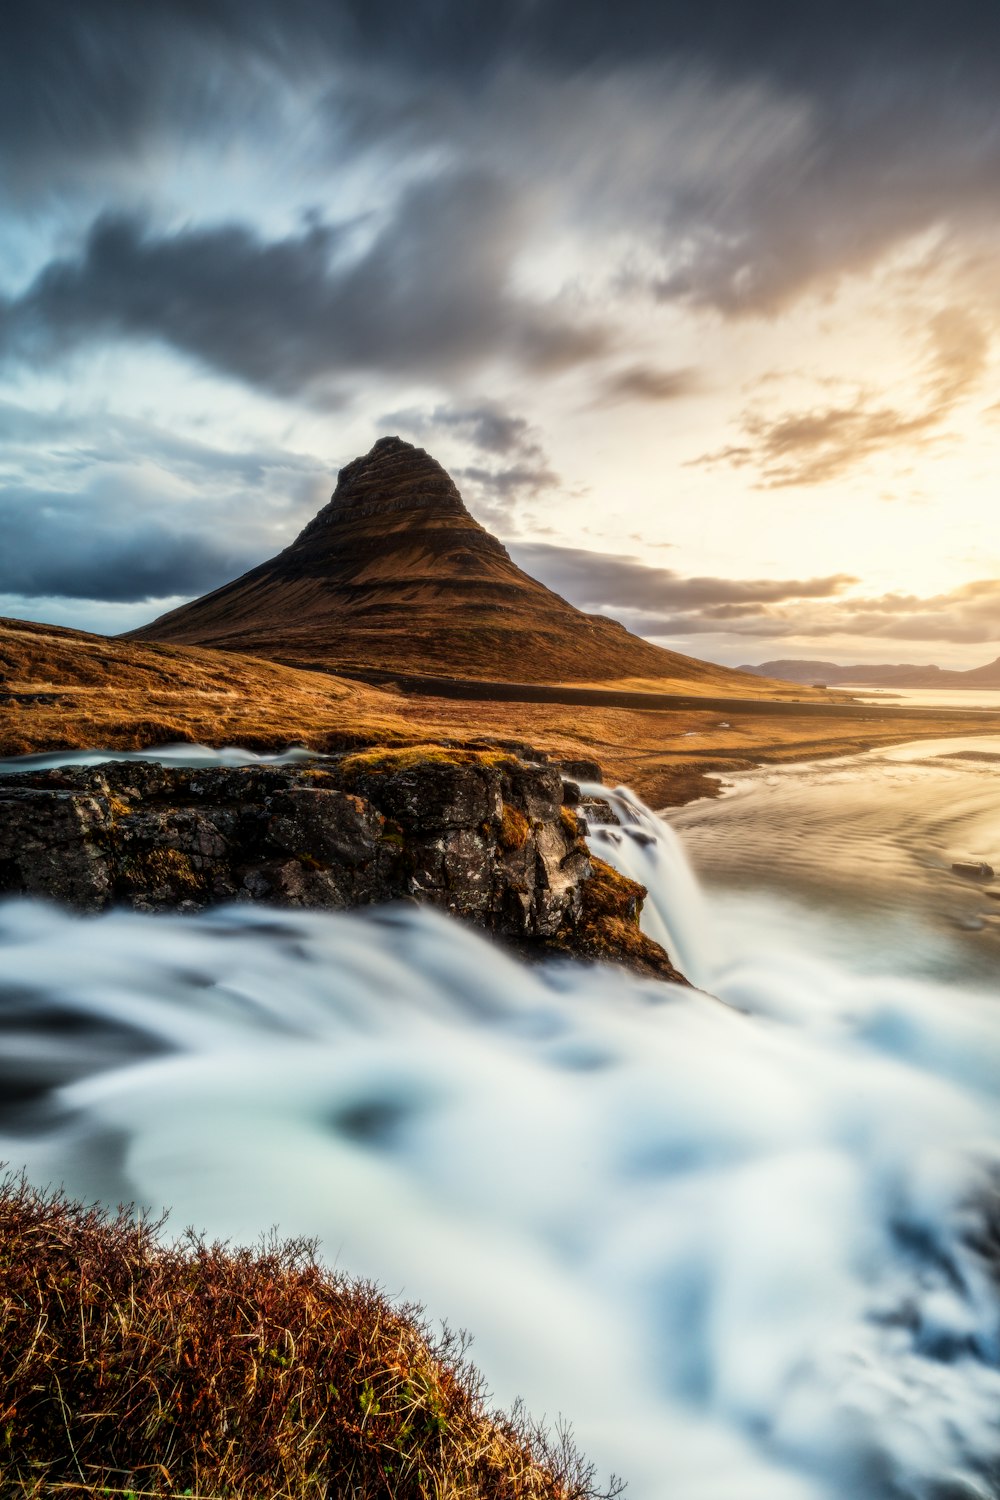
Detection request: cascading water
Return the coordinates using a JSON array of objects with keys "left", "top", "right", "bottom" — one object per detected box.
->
[
  {"left": 579, "top": 781, "right": 719, "bottom": 990},
  {"left": 1, "top": 747, "right": 999, "bottom": 1500}
]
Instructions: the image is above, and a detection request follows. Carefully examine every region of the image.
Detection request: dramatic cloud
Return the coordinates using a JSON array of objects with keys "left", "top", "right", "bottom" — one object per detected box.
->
[
  {"left": 0, "top": 183, "right": 610, "bottom": 398},
  {"left": 509, "top": 542, "right": 856, "bottom": 615},
  {"left": 3, "top": 1, "right": 1000, "bottom": 663},
  {"left": 0, "top": 484, "right": 262, "bottom": 603},
  {"left": 8, "top": 3, "right": 1000, "bottom": 322}
]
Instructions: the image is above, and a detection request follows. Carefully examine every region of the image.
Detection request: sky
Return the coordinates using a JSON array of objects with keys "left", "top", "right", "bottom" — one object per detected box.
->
[{"left": 4, "top": 2, "right": 1000, "bottom": 668}]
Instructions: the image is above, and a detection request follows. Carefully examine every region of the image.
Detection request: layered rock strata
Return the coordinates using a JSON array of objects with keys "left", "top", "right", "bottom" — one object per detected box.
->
[{"left": 0, "top": 747, "right": 685, "bottom": 982}]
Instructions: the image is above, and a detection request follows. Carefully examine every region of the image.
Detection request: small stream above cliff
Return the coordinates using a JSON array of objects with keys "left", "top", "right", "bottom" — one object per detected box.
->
[{"left": 1, "top": 741, "right": 999, "bottom": 1500}]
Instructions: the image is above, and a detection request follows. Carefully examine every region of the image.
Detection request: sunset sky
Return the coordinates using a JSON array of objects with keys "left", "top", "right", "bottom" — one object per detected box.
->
[{"left": 4, "top": 2, "right": 1000, "bottom": 666}]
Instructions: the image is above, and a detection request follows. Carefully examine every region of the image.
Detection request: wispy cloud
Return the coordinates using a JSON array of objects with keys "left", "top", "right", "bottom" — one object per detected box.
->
[
  {"left": 691, "top": 306, "right": 992, "bottom": 486},
  {"left": 599, "top": 365, "right": 699, "bottom": 403}
]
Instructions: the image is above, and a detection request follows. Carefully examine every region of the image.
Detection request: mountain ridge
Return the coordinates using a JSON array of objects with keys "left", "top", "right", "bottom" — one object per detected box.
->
[{"left": 741, "top": 657, "right": 1000, "bottom": 689}]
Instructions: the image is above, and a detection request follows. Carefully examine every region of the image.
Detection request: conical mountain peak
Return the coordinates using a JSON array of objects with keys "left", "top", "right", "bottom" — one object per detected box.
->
[
  {"left": 299, "top": 434, "right": 476, "bottom": 540},
  {"left": 129, "top": 438, "right": 757, "bottom": 692}
]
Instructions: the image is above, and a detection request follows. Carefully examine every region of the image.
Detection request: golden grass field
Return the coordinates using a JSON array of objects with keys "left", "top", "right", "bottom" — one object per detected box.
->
[{"left": 5, "top": 617, "right": 1000, "bottom": 805}]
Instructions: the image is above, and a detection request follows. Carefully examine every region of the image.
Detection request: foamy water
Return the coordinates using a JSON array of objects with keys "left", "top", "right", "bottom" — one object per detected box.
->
[{"left": 1, "top": 745, "right": 999, "bottom": 1499}]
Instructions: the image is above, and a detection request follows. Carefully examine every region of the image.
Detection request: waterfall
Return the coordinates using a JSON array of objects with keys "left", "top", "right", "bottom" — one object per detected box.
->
[
  {"left": 579, "top": 781, "right": 720, "bottom": 989},
  {"left": 1, "top": 747, "right": 999, "bottom": 1500}
]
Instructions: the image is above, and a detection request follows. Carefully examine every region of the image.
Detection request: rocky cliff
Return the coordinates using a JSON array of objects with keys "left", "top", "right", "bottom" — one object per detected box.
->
[{"left": 0, "top": 745, "right": 685, "bottom": 983}]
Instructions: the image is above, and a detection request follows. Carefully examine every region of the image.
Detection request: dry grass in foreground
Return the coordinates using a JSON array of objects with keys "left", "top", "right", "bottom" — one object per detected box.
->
[{"left": 0, "top": 1175, "right": 620, "bottom": 1500}]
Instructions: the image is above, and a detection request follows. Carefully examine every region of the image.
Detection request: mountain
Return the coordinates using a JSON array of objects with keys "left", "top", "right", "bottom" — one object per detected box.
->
[
  {"left": 130, "top": 436, "right": 775, "bottom": 694},
  {"left": 741, "top": 657, "right": 1000, "bottom": 689}
]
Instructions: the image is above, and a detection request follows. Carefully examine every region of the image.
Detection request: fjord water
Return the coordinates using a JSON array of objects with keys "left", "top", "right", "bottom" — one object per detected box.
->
[{"left": 2, "top": 744, "right": 1000, "bottom": 1500}]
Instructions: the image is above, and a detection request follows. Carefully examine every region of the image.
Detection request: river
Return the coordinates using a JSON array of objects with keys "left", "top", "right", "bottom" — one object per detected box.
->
[{"left": 1, "top": 741, "right": 999, "bottom": 1500}]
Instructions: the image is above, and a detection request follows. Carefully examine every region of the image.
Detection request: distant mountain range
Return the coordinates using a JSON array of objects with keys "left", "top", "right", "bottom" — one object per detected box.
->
[
  {"left": 130, "top": 436, "right": 788, "bottom": 696},
  {"left": 741, "top": 657, "right": 1000, "bottom": 689}
]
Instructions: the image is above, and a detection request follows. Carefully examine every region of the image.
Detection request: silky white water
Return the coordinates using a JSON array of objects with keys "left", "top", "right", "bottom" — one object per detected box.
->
[{"left": 2, "top": 746, "right": 999, "bottom": 1500}]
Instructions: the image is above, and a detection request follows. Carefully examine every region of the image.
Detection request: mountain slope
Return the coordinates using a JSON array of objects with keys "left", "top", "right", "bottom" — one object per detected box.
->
[{"left": 129, "top": 436, "right": 780, "bottom": 694}]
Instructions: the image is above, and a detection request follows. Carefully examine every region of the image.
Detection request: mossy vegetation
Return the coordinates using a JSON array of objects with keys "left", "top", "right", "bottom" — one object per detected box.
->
[
  {"left": 339, "top": 743, "right": 518, "bottom": 777},
  {"left": 294, "top": 850, "right": 330, "bottom": 872},
  {"left": 557, "top": 857, "right": 688, "bottom": 984},
  {"left": 123, "top": 847, "right": 203, "bottom": 894},
  {"left": 0, "top": 1175, "right": 620, "bottom": 1500},
  {"left": 499, "top": 802, "right": 531, "bottom": 851},
  {"left": 559, "top": 807, "right": 581, "bottom": 838}
]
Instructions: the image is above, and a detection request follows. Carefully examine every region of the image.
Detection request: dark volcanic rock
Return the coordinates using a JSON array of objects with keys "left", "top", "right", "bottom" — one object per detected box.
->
[{"left": 0, "top": 748, "right": 686, "bottom": 981}]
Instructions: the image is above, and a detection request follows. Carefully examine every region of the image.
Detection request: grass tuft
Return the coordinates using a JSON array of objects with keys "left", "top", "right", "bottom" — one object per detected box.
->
[
  {"left": 338, "top": 743, "right": 519, "bottom": 777},
  {"left": 498, "top": 804, "right": 531, "bottom": 851},
  {"left": 0, "top": 1173, "right": 622, "bottom": 1500}
]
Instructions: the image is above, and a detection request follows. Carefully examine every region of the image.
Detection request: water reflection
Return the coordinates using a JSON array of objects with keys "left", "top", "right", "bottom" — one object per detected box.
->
[{"left": 666, "top": 740, "right": 1000, "bottom": 988}]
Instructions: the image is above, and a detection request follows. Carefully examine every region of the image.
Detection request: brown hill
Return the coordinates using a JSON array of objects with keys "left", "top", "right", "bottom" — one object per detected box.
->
[{"left": 129, "top": 436, "right": 770, "bottom": 694}]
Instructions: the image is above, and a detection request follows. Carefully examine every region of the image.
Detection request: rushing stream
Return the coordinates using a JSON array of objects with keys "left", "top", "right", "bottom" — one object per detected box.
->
[{"left": 1, "top": 743, "right": 999, "bottom": 1500}]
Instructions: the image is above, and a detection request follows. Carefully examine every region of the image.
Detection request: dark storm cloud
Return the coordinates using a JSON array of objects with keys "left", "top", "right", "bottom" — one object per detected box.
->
[
  {"left": 508, "top": 542, "right": 855, "bottom": 615},
  {"left": 7, "top": 2, "right": 1000, "bottom": 325},
  {"left": 0, "top": 178, "right": 610, "bottom": 395},
  {"left": 10, "top": 1, "right": 1000, "bottom": 150},
  {"left": 0, "top": 485, "right": 261, "bottom": 603}
]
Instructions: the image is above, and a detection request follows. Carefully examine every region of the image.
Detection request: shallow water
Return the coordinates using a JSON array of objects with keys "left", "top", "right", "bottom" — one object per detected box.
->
[
  {"left": 0, "top": 742, "right": 328, "bottom": 774},
  {"left": 666, "top": 740, "right": 1000, "bottom": 990},
  {"left": 1, "top": 743, "right": 999, "bottom": 1500},
  {"left": 847, "top": 687, "right": 1000, "bottom": 712}
]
